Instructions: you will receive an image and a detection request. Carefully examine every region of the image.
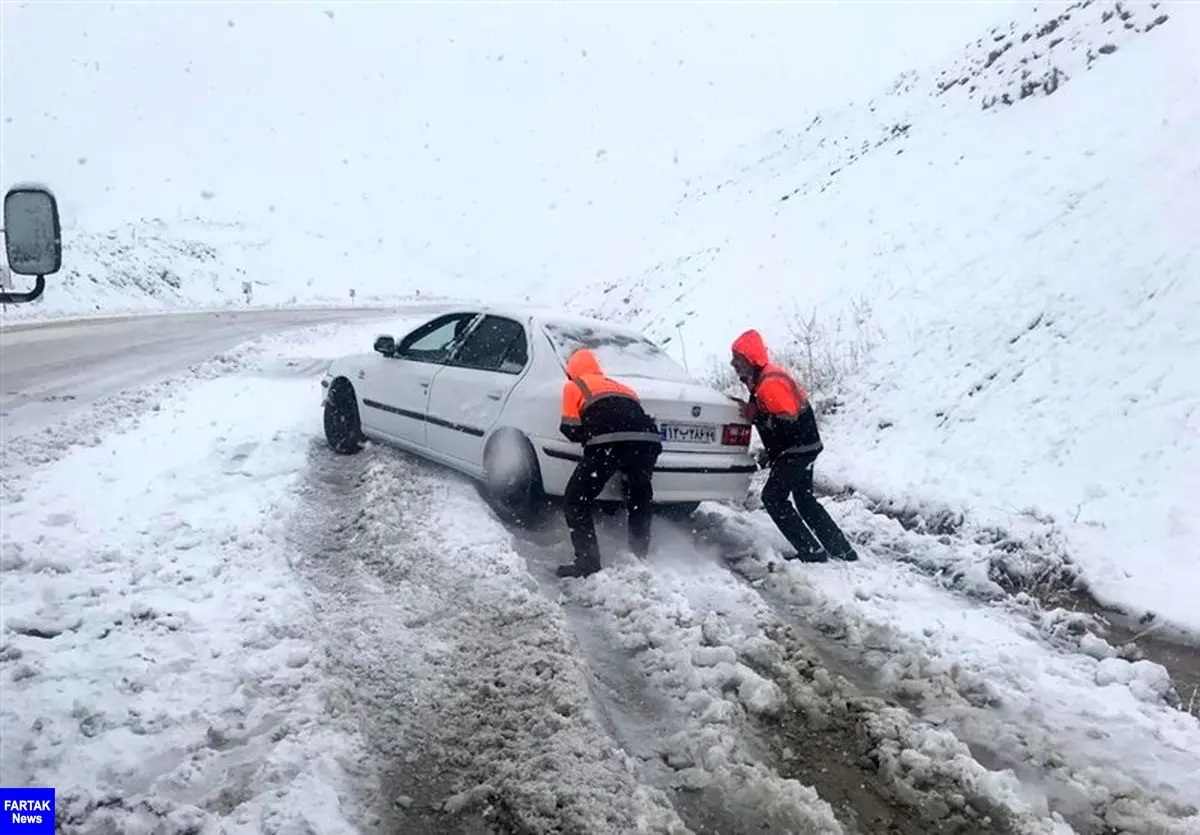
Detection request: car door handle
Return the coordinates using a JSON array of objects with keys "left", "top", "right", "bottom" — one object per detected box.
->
[
  {"left": 418, "top": 379, "right": 431, "bottom": 389},
  {"left": 485, "top": 390, "right": 502, "bottom": 401}
]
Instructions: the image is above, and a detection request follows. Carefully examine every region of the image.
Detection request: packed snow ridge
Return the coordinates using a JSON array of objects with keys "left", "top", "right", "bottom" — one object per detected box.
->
[{"left": 566, "top": 2, "right": 1200, "bottom": 640}]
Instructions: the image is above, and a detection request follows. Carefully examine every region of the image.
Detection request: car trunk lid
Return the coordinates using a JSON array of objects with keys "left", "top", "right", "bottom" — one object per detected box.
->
[{"left": 616, "top": 376, "right": 751, "bottom": 452}]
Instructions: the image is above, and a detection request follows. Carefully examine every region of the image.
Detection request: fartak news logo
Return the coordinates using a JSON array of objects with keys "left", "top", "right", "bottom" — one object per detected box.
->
[{"left": 0, "top": 788, "right": 55, "bottom": 834}]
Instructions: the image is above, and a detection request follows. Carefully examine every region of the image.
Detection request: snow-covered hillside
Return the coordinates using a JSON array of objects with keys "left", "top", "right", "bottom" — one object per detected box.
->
[
  {"left": 568, "top": 1, "right": 1200, "bottom": 634},
  {"left": 0, "top": 218, "right": 516, "bottom": 323}
]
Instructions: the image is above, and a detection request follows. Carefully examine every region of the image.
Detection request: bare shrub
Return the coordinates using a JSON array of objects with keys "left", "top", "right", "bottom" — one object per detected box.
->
[
  {"left": 700, "top": 295, "right": 880, "bottom": 405},
  {"left": 780, "top": 296, "right": 879, "bottom": 397}
]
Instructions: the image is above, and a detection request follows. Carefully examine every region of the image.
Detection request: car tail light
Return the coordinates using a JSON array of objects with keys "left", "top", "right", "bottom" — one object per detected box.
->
[{"left": 722, "top": 423, "right": 752, "bottom": 446}]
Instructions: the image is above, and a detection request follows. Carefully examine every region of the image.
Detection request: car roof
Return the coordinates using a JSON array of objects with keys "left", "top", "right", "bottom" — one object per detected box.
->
[{"left": 447, "top": 302, "right": 644, "bottom": 338}]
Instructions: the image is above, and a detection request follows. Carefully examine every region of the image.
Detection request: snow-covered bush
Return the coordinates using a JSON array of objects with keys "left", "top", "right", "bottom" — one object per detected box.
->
[{"left": 704, "top": 294, "right": 878, "bottom": 411}]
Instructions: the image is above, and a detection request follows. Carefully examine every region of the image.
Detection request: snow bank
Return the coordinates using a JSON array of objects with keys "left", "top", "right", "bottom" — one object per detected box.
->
[
  {"left": 0, "top": 316, "right": 438, "bottom": 833},
  {"left": 567, "top": 2, "right": 1200, "bottom": 633},
  {"left": 688, "top": 498, "right": 1200, "bottom": 832},
  {"left": 0, "top": 370, "right": 358, "bottom": 833}
]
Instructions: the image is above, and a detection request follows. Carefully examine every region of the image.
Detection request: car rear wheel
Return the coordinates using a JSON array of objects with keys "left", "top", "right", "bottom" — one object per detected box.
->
[
  {"left": 324, "top": 378, "right": 364, "bottom": 455},
  {"left": 483, "top": 429, "right": 549, "bottom": 529}
]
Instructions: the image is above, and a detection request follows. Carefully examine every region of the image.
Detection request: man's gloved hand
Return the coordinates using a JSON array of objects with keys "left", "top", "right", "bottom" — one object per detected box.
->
[{"left": 739, "top": 399, "right": 758, "bottom": 421}]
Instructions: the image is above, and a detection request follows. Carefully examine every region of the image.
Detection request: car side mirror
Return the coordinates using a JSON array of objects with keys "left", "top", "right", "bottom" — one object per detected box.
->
[
  {"left": 373, "top": 335, "right": 396, "bottom": 357},
  {"left": 2, "top": 183, "right": 62, "bottom": 305}
]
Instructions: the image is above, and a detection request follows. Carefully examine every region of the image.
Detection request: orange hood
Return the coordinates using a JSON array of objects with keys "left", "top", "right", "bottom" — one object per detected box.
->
[
  {"left": 731, "top": 329, "right": 769, "bottom": 367},
  {"left": 565, "top": 347, "right": 603, "bottom": 379}
]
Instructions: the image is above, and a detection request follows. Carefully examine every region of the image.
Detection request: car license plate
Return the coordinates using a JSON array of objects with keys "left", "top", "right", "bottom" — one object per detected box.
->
[{"left": 660, "top": 421, "right": 717, "bottom": 444}]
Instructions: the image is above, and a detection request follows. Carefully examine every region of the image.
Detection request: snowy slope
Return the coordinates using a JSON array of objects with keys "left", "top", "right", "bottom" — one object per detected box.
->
[{"left": 568, "top": 1, "right": 1200, "bottom": 634}]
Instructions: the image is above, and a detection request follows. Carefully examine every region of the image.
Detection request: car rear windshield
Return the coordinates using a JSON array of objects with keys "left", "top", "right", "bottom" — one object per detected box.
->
[{"left": 542, "top": 321, "right": 693, "bottom": 382}]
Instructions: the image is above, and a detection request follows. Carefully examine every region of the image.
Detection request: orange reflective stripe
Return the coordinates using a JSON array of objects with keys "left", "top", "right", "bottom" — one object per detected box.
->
[
  {"left": 574, "top": 374, "right": 639, "bottom": 412},
  {"left": 563, "top": 373, "right": 640, "bottom": 422},
  {"left": 581, "top": 374, "right": 638, "bottom": 401}
]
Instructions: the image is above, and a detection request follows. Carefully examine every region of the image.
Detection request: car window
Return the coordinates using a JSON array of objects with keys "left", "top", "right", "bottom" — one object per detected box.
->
[
  {"left": 499, "top": 327, "right": 529, "bottom": 374},
  {"left": 398, "top": 313, "right": 478, "bottom": 363},
  {"left": 452, "top": 315, "right": 528, "bottom": 374},
  {"left": 543, "top": 321, "right": 692, "bottom": 382}
]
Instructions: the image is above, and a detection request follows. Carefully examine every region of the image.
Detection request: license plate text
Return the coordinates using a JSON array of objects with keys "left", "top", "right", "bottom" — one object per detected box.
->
[{"left": 660, "top": 422, "right": 717, "bottom": 444}]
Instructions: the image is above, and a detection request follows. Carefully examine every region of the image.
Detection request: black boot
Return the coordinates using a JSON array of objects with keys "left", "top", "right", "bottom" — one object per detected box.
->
[
  {"left": 556, "top": 561, "right": 601, "bottom": 578},
  {"left": 782, "top": 545, "right": 829, "bottom": 563},
  {"left": 793, "top": 493, "right": 858, "bottom": 562}
]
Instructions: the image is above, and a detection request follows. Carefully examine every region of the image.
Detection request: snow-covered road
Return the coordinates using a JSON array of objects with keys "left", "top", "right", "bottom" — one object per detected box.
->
[
  {"left": 2, "top": 315, "right": 1198, "bottom": 835},
  {"left": 0, "top": 309, "right": 409, "bottom": 437}
]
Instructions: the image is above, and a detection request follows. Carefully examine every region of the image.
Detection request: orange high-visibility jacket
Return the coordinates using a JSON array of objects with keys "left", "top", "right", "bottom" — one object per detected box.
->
[
  {"left": 560, "top": 348, "right": 661, "bottom": 447},
  {"left": 732, "top": 329, "right": 823, "bottom": 460}
]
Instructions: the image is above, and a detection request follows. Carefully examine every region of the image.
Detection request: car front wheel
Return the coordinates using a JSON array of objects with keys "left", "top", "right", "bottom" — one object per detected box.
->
[{"left": 324, "top": 378, "right": 364, "bottom": 455}]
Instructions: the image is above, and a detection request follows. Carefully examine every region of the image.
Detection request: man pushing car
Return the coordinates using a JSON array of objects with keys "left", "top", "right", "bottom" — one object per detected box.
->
[
  {"left": 556, "top": 348, "right": 663, "bottom": 578},
  {"left": 730, "top": 329, "right": 858, "bottom": 563}
]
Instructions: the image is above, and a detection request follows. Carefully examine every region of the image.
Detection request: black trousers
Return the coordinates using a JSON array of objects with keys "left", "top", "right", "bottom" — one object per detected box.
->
[
  {"left": 564, "top": 441, "right": 662, "bottom": 568},
  {"left": 760, "top": 452, "right": 856, "bottom": 559}
]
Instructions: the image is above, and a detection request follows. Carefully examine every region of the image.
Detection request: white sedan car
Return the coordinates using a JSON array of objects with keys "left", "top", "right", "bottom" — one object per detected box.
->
[{"left": 320, "top": 304, "right": 756, "bottom": 525}]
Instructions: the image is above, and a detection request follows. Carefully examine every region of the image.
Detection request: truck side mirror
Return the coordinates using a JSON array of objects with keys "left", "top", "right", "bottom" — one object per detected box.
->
[{"left": 2, "top": 184, "right": 62, "bottom": 305}]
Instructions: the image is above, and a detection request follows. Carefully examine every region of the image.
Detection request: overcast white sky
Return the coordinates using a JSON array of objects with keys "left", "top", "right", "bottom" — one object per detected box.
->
[{"left": 2, "top": 1, "right": 1015, "bottom": 283}]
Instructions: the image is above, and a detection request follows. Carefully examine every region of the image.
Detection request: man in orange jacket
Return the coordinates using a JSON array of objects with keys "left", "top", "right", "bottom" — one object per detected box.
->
[
  {"left": 557, "top": 348, "right": 663, "bottom": 578},
  {"left": 731, "top": 329, "right": 858, "bottom": 563}
]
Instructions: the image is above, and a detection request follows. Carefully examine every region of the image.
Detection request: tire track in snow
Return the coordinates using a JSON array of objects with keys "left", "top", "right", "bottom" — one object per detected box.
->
[
  {"left": 287, "top": 432, "right": 1193, "bottom": 834},
  {"left": 508, "top": 525, "right": 837, "bottom": 835},
  {"left": 297, "top": 441, "right": 852, "bottom": 833},
  {"left": 287, "top": 443, "right": 687, "bottom": 835},
  {"left": 308, "top": 449, "right": 1055, "bottom": 834},
  {"left": 575, "top": 518, "right": 1033, "bottom": 835},
  {"left": 290, "top": 444, "right": 496, "bottom": 834},
  {"left": 683, "top": 505, "right": 1200, "bottom": 834}
]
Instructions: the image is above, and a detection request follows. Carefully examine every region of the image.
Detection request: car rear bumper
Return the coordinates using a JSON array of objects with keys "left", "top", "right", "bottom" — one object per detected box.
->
[{"left": 536, "top": 441, "right": 756, "bottom": 504}]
